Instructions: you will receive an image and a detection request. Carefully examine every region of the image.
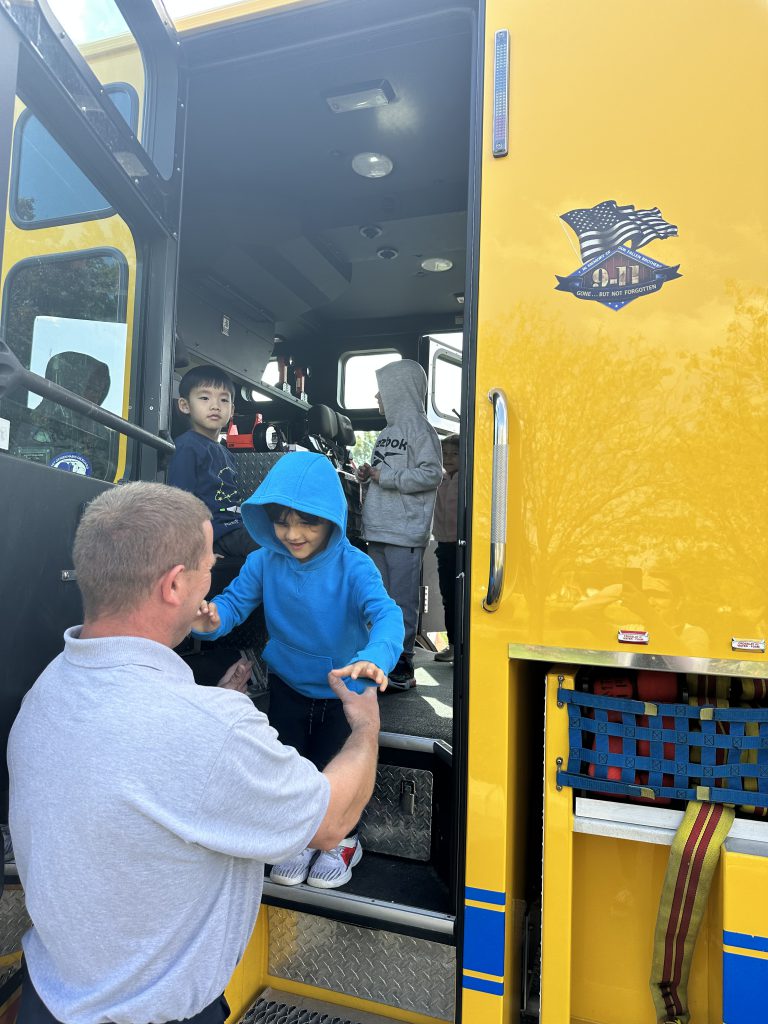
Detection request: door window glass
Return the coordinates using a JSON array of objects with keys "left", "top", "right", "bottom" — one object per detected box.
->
[
  {"left": 45, "top": 0, "right": 145, "bottom": 135},
  {"left": 426, "top": 332, "right": 463, "bottom": 430},
  {"left": 246, "top": 358, "right": 280, "bottom": 402},
  {"left": 1, "top": 251, "right": 128, "bottom": 481},
  {"left": 13, "top": 85, "right": 137, "bottom": 227},
  {"left": 431, "top": 351, "right": 461, "bottom": 422},
  {"left": 340, "top": 351, "right": 401, "bottom": 409},
  {"left": 165, "top": 1, "right": 254, "bottom": 25}
]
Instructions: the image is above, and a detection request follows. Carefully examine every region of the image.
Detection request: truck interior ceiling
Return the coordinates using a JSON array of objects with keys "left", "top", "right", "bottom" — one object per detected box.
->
[
  {"left": 174, "top": 0, "right": 475, "bottom": 927},
  {"left": 177, "top": 0, "right": 471, "bottom": 414}
]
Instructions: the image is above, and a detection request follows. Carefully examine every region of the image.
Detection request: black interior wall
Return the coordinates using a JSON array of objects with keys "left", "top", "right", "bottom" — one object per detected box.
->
[
  {"left": 0, "top": 457, "right": 110, "bottom": 804},
  {"left": 281, "top": 312, "right": 460, "bottom": 427}
]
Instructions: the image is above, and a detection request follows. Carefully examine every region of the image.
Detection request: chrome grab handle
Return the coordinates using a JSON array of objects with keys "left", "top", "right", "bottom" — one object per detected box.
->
[{"left": 483, "top": 388, "right": 509, "bottom": 612}]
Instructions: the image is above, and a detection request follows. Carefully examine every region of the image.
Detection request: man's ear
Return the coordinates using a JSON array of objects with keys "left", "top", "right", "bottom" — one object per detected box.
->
[
  {"left": 159, "top": 564, "right": 186, "bottom": 607},
  {"left": 178, "top": 397, "right": 190, "bottom": 415}
]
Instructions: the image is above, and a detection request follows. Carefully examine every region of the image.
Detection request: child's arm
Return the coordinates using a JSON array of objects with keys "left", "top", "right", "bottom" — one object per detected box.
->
[
  {"left": 190, "top": 551, "right": 264, "bottom": 641},
  {"left": 376, "top": 432, "right": 443, "bottom": 494},
  {"left": 167, "top": 439, "right": 198, "bottom": 492},
  {"left": 349, "top": 560, "right": 405, "bottom": 675}
]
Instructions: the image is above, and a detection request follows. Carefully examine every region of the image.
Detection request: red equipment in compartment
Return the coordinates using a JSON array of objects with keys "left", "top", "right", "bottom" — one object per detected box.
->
[{"left": 225, "top": 415, "right": 263, "bottom": 450}]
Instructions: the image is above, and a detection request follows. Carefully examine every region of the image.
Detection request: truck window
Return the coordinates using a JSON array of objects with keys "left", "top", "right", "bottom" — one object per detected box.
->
[
  {"left": 426, "top": 331, "right": 463, "bottom": 430},
  {"left": 1, "top": 250, "right": 129, "bottom": 481},
  {"left": 12, "top": 86, "right": 137, "bottom": 228},
  {"left": 431, "top": 350, "right": 461, "bottom": 422},
  {"left": 339, "top": 350, "right": 401, "bottom": 409}
]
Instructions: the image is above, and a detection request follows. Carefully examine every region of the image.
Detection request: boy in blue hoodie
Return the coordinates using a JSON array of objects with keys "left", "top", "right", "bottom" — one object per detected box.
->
[{"left": 191, "top": 452, "right": 403, "bottom": 889}]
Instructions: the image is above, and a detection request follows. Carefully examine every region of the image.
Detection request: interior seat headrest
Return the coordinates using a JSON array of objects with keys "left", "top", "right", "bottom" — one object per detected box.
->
[
  {"left": 335, "top": 413, "right": 355, "bottom": 447},
  {"left": 306, "top": 404, "right": 338, "bottom": 442}
]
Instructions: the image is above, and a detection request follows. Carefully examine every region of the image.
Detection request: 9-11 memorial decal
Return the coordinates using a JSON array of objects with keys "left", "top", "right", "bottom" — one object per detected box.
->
[{"left": 556, "top": 200, "right": 681, "bottom": 310}]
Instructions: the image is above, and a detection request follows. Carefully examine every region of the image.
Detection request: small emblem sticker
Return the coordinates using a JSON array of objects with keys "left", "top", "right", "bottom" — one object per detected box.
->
[
  {"left": 556, "top": 200, "right": 681, "bottom": 310},
  {"left": 618, "top": 629, "right": 649, "bottom": 645},
  {"left": 732, "top": 638, "right": 766, "bottom": 653},
  {"left": 49, "top": 452, "right": 93, "bottom": 476}
]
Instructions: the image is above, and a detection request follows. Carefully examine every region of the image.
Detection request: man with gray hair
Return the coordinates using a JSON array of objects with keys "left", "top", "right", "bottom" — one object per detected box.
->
[{"left": 8, "top": 483, "right": 380, "bottom": 1024}]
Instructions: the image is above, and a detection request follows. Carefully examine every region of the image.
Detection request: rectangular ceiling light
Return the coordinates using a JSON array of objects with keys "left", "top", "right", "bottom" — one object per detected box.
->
[{"left": 325, "top": 79, "right": 396, "bottom": 113}]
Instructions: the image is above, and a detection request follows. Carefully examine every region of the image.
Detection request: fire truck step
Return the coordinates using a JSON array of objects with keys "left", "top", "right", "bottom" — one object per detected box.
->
[{"left": 241, "top": 987, "right": 404, "bottom": 1024}]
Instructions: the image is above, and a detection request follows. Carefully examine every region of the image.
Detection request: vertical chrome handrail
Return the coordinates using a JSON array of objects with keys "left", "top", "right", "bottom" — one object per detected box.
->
[{"left": 483, "top": 388, "right": 509, "bottom": 612}]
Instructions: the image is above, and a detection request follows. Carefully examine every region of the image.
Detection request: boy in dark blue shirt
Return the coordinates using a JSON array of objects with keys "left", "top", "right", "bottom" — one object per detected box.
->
[{"left": 168, "top": 365, "right": 257, "bottom": 558}]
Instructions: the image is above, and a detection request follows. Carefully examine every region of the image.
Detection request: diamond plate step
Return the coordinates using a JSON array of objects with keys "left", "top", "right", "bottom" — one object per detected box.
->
[
  {"left": 0, "top": 886, "right": 30, "bottom": 958},
  {"left": 242, "top": 987, "right": 408, "bottom": 1024},
  {"left": 267, "top": 909, "right": 455, "bottom": 1020},
  {"left": 359, "top": 763, "right": 432, "bottom": 861}
]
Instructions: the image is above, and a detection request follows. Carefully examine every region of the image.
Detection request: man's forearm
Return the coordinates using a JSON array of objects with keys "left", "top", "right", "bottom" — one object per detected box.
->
[{"left": 312, "top": 725, "right": 379, "bottom": 848}]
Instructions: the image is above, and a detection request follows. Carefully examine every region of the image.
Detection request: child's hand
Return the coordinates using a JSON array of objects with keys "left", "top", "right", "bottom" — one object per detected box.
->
[
  {"left": 330, "top": 662, "right": 388, "bottom": 692},
  {"left": 191, "top": 600, "right": 221, "bottom": 633},
  {"left": 217, "top": 657, "right": 253, "bottom": 692},
  {"left": 356, "top": 463, "right": 372, "bottom": 482},
  {"left": 368, "top": 467, "right": 380, "bottom": 482},
  {"left": 327, "top": 673, "right": 381, "bottom": 735}
]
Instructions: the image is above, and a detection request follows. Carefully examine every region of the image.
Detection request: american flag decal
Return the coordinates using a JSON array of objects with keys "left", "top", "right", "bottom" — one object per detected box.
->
[
  {"left": 556, "top": 198, "right": 681, "bottom": 310},
  {"left": 562, "top": 200, "right": 678, "bottom": 263}
]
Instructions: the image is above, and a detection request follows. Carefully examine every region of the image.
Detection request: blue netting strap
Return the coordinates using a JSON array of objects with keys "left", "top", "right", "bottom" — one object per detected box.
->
[
  {"left": 593, "top": 705, "right": 610, "bottom": 783},
  {"left": 674, "top": 714, "right": 690, "bottom": 791},
  {"left": 556, "top": 771, "right": 768, "bottom": 810},
  {"left": 566, "top": 697, "right": 585, "bottom": 776},
  {"left": 758, "top": 721, "right": 768, "bottom": 796},
  {"left": 558, "top": 688, "right": 768, "bottom": 724},
  {"left": 556, "top": 686, "right": 768, "bottom": 809},
  {"left": 621, "top": 707, "right": 636, "bottom": 785}
]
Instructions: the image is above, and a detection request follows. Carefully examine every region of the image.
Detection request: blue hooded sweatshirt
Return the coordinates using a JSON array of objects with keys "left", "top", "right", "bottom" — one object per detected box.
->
[{"left": 192, "top": 452, "right": 404, "bottom": 698}]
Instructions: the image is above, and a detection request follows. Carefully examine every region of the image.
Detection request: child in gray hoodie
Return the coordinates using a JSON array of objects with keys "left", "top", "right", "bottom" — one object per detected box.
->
[{"left": 357, "top": 359, "right": 443, "bottom": 689}]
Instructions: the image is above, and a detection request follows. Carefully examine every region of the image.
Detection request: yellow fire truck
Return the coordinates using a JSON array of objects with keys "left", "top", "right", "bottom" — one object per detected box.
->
[{"left": 0, "top": 2, "right": 765, "bottom": 1023}]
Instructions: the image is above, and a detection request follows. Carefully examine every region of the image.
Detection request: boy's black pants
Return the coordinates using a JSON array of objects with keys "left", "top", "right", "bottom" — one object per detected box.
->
[
  {"left": 435, "top": 541, "right": 458, "bottom": 645},
  {"left": 268, "top": 674, "right": 351, "bottom": 770},
  {"left": 268, "top": 674, "right": 358, "bottom": 837}
]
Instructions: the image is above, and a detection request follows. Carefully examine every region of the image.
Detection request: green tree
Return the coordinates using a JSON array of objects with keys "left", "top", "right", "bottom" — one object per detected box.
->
[{"left": 349, "top": 429, "right": 378, "bottom": 467}]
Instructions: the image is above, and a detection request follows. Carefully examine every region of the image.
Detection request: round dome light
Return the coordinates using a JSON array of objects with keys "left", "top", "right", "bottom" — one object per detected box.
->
[
  {"left": 351, "top": 152, "right": 394, "bottom": 178},
  {"left": 421, "top": 257, "right": 453, "bottom": 273}
]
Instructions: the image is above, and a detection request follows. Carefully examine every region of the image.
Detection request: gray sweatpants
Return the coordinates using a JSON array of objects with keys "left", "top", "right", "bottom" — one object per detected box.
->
[{"left": 367, "top": 542, "right": 425, "bottom": 658}]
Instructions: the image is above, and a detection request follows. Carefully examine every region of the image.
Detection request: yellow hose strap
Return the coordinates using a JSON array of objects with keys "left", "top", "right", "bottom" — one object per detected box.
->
[{"left": 649, "top": 800, "right": 734, "bottom": 1024}]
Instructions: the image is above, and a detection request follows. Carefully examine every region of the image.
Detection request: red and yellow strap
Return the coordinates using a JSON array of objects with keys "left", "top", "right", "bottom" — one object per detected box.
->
[{"left": 649, "top": 800, "right": 734, "bottom": 1024}]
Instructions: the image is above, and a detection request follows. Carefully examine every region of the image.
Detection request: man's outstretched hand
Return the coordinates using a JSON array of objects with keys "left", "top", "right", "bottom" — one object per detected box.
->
[{"left": 327, "top": 672, "right": 381, "bottom": 735}]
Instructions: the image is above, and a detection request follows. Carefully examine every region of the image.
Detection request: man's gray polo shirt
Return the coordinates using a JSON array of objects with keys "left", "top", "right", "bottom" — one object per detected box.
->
[{"left": 8, "top": 628, "right": 330, "bottom": 1024}]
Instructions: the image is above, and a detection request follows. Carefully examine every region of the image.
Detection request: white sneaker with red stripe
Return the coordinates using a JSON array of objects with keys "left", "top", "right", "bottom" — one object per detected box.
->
[
  {"left": 307, "top": 835, "right": 362, "bottom": 889},
  {"left": 270, "top": 847, "right": 317, "bottom": 886}
]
